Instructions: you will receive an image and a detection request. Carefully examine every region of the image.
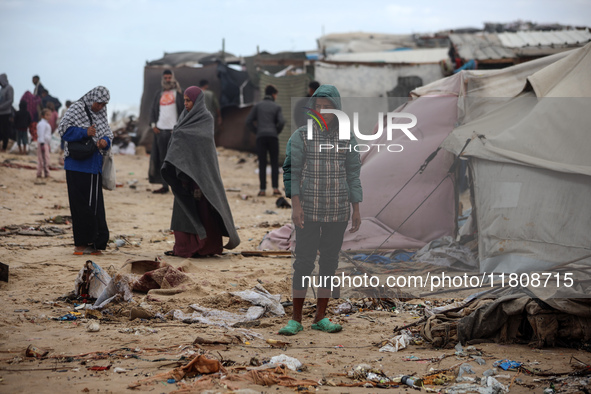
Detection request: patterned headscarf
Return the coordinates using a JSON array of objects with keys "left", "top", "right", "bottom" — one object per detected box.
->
[{"left": 58, "top": 86, "right": 113, "bottom": 156}]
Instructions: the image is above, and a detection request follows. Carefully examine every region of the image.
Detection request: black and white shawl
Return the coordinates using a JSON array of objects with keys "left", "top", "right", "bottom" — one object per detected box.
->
[{"left": 58, "top": 86, "right": 113, "bottom": 156}]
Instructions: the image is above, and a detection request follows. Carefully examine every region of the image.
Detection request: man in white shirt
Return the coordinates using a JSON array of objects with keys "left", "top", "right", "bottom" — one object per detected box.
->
[{"left": 148, "top": 70, "right": 184, "bottom": 194}]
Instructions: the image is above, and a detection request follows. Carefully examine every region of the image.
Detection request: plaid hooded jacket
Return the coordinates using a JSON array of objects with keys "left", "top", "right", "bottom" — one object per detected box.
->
[{"left": 283, "top": 85, "right": 362, "bottom": 222}]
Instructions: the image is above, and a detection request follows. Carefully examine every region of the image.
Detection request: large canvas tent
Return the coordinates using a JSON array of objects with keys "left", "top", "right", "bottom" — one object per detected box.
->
[
  {"left": 442, "top": 42, "right": 591, "bottom": 273},
  {"left": 340, "top": 48, "right": 574, "bottom": 252}
]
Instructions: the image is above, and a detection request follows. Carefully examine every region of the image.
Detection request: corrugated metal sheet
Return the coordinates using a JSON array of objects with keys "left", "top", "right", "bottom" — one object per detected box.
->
[
  {"left": 325, "top": 48, "right": 449, "bottom": 64},
  {"left": 498, "top": 29, "right": 591, "bottom": 48},
  {"left": 449, "top": 33, "right": 515, "bottom": 60}
]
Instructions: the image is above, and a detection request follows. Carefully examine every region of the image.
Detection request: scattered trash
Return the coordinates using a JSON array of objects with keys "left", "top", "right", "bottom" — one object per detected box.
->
[
  {"left": 457, "top": 363, "right": 476, "bottom": 380},
  {"left": 493, "top": 359, "right": 522, "bottom": 371},
  {"left": 133, "top": 265, "right": 192, "bottom": 293},
  {"left": 483, "top": 368, "right": 496, "bottom": 376},
  {"left": 86, "top": 321, "right": 100, "bottom": 332},
  {"left": 264, "top": 210, "right": 277, "bottom": 215},
  {"left": 333, "top": 301, "right": 353, "bottom": 314},
  {"left": 118, "top": 326, "right": 159, "bottom": 335},
  {"left": 129, "top": 307, "right": 153, "bottom": 321},
  {"left": 25, "top": 344, "right": 48, "bottom": 358},
  {"left": 85, "top": 309, "right": 102, "bottom": 320},
  {"left": 175, "top": 305, "right": 255, "bottom": 327},
  {"left": 87, "top": 365, "right": 111, "bottom": 371},
  {"left": 114, "top": 367, "right": 127, "bottom": 374},
  {"left": 268, "top": 354, "right": 302, "bottom": 371},
  {"left": 45, "top": 215, "right": 71, "bottom": 224},
  {"left": 58, "top": 312, "right": 80, "bottom": 321},
  {"left": 401, "top": 375, "right": 422, "bottom": 388},
  {"left": 231, "top": 284, "right": 285, "bottom": 316},
  {"left": 266, "top": 338, "right": 290, "bottom": 348},
  {"left": 93, "top": 273, "right": 135, "bottom": 309},
  {"left": 74, "top": 260, "right": 111, "bottom": 299},
  {"left": 379, "top": 331, "right": 412, "bottom": 352}
]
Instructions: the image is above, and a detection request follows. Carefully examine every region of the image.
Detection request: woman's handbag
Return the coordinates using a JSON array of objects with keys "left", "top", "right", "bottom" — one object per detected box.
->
[
  {"left": 68, "top": 137, "right": 97, "bottom": 160},
  {"left": 67, "top": 105, "right": 98, "bottom": 160},
  {"left": 102, "top": 149, "right": 116, "bottom": 190}
]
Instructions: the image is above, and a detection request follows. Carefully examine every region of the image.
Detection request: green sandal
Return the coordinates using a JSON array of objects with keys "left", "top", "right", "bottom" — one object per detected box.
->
[
  {"left": 278, "top": 320, "right": 304, "bottom": 336},
  {"left": 311, "top": 318, "right": 342, "bottom": 333}
]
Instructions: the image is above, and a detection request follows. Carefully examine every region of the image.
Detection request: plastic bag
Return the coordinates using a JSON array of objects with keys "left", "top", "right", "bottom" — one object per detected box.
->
[
  {"left": 74, "top": 261, "right": 111, "bottom": 299},
  {"left": 102, "top": 149, "right": 116, "bottom": 190}
]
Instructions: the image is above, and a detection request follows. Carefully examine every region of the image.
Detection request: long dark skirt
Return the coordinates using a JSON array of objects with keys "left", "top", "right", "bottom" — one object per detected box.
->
[
  {"left": 66, "top": 170, "right": 109, "bottom": 249},
  {"left": 172, "top": 196, "right": 223, "bottom": 258}
]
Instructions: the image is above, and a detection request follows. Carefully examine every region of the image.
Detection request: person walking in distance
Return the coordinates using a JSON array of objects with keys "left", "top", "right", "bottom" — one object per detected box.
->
[{"left": 246, "top": 84, "right": 285, "bottom": 197}]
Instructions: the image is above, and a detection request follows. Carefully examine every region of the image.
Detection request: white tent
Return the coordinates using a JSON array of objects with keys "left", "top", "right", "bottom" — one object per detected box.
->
[
  {"left": 442, "top": 42, "right": 591, "bottom": 273},
  {"left": 342, "top": 49, "right": 576, "bottom": 252}
]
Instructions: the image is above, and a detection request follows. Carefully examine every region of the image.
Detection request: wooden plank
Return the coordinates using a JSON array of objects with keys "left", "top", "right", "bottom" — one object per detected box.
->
[{"left": 240, "top": 251, "right": 291, "bottom": 257}]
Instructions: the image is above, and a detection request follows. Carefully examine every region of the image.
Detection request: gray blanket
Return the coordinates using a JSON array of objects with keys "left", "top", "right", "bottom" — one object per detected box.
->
[{"left": 161, "top": 94, "right": 240, "bottom": 250}]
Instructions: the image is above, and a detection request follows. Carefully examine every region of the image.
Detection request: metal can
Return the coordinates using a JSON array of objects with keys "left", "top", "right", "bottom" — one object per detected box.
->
[{"left": 25, "top": 344, "right": 49, "bottom": 358}]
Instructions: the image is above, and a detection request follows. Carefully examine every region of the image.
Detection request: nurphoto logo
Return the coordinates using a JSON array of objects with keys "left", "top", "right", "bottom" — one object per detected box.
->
[{"left": 305, "top": 107, "right": 418, "bottom": 153}]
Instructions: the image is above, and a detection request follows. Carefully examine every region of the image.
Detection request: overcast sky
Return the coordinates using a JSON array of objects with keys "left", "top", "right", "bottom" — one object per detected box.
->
[{"left": 1, "top": 0, "right": 589, "bottom": 114}]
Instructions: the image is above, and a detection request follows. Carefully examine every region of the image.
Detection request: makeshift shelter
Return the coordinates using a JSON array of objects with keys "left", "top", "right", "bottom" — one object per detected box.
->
[
  {"left": 441, "top": 42, "right": 591, "bottom": 274},
  {"left": 137, "top": 51, "right": 257, "bottom": 151},
  {"left": 448, "top": 29, "right": 591, "bottom": 68},
  {"left": 315, "top": 48, "right": 448, "bottom": 98}
]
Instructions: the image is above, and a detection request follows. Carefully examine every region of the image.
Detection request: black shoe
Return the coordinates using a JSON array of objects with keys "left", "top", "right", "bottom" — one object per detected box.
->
[{"left": 152, "top": 187, "right": 169, "bottom": 194}]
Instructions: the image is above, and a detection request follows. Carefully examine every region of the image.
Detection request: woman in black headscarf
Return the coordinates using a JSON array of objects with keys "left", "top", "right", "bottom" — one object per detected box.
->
[{"left": 161, "top": 86, "right": 240, "bottom": 257}]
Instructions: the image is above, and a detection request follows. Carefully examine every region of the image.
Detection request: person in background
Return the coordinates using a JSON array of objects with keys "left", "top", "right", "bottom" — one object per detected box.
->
[
  {"left": 0, "top": 73, "right": 14, "bottom": 152},
  {"left": 40, "top": 90, "right": 61, "bottom": 113},
  {"left": 161, "top": 86, "right": 240, "bottom": 257},
  {"left": 58, "top": 100, "right": 72, "bottom": 165},
  {"left": 279, "top": 84, "right": 362, "bottom": 335},
  {"left": 246, "top": 84, "right": 285, "bottom": 197},
  {"left": 59, "top": 100, "right": 72, "bottom": 122},
  {"left": 58, "top": 86, "right": 113, "bottom": 256},
  {"left": 36, "top": 108, "right": 52, "bottom": 178},
  {"left": 293, "top": 81, "right": 320, "bottom": 128},
  {"left": 198, "top": 79, "right": 222, "bottom": 128},
  {"left": 20, "top": 91, "right": 42, "bottom": 122},
  {"left": 14, "top": 100, "right": 32, "bottom": 155},
  {"left": 46, "top": 101, "right": 59, "bottom": 132},
  {"left": 148, "top": 69, "right": 184, "bottom": 194},
  {"left": 32, "top": 75, "right": 47, "bottom": 97}
]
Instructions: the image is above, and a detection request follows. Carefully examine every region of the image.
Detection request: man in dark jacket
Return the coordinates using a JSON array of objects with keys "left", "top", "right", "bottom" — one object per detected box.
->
[
  {"left": 148, "top": 69, "right": 184, "bottom": 194},
  {"left": 246, "top": 85, "right": 285, "bottom": 196}
]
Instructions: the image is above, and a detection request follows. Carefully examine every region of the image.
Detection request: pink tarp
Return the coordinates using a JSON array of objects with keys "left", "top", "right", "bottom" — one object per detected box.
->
[{"left": 346, "top": 95, "right": 459, "bottom": 250}]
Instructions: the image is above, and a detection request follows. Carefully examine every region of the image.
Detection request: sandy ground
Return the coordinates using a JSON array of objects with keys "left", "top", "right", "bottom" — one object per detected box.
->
[{"left": 0, "top": 145, "right": 589, "bottom": 394}]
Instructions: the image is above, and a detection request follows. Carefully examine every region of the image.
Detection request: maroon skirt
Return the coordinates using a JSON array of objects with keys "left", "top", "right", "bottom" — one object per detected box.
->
[{"left": 172, "top": 196, "right": 223, "bottom": 258}]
